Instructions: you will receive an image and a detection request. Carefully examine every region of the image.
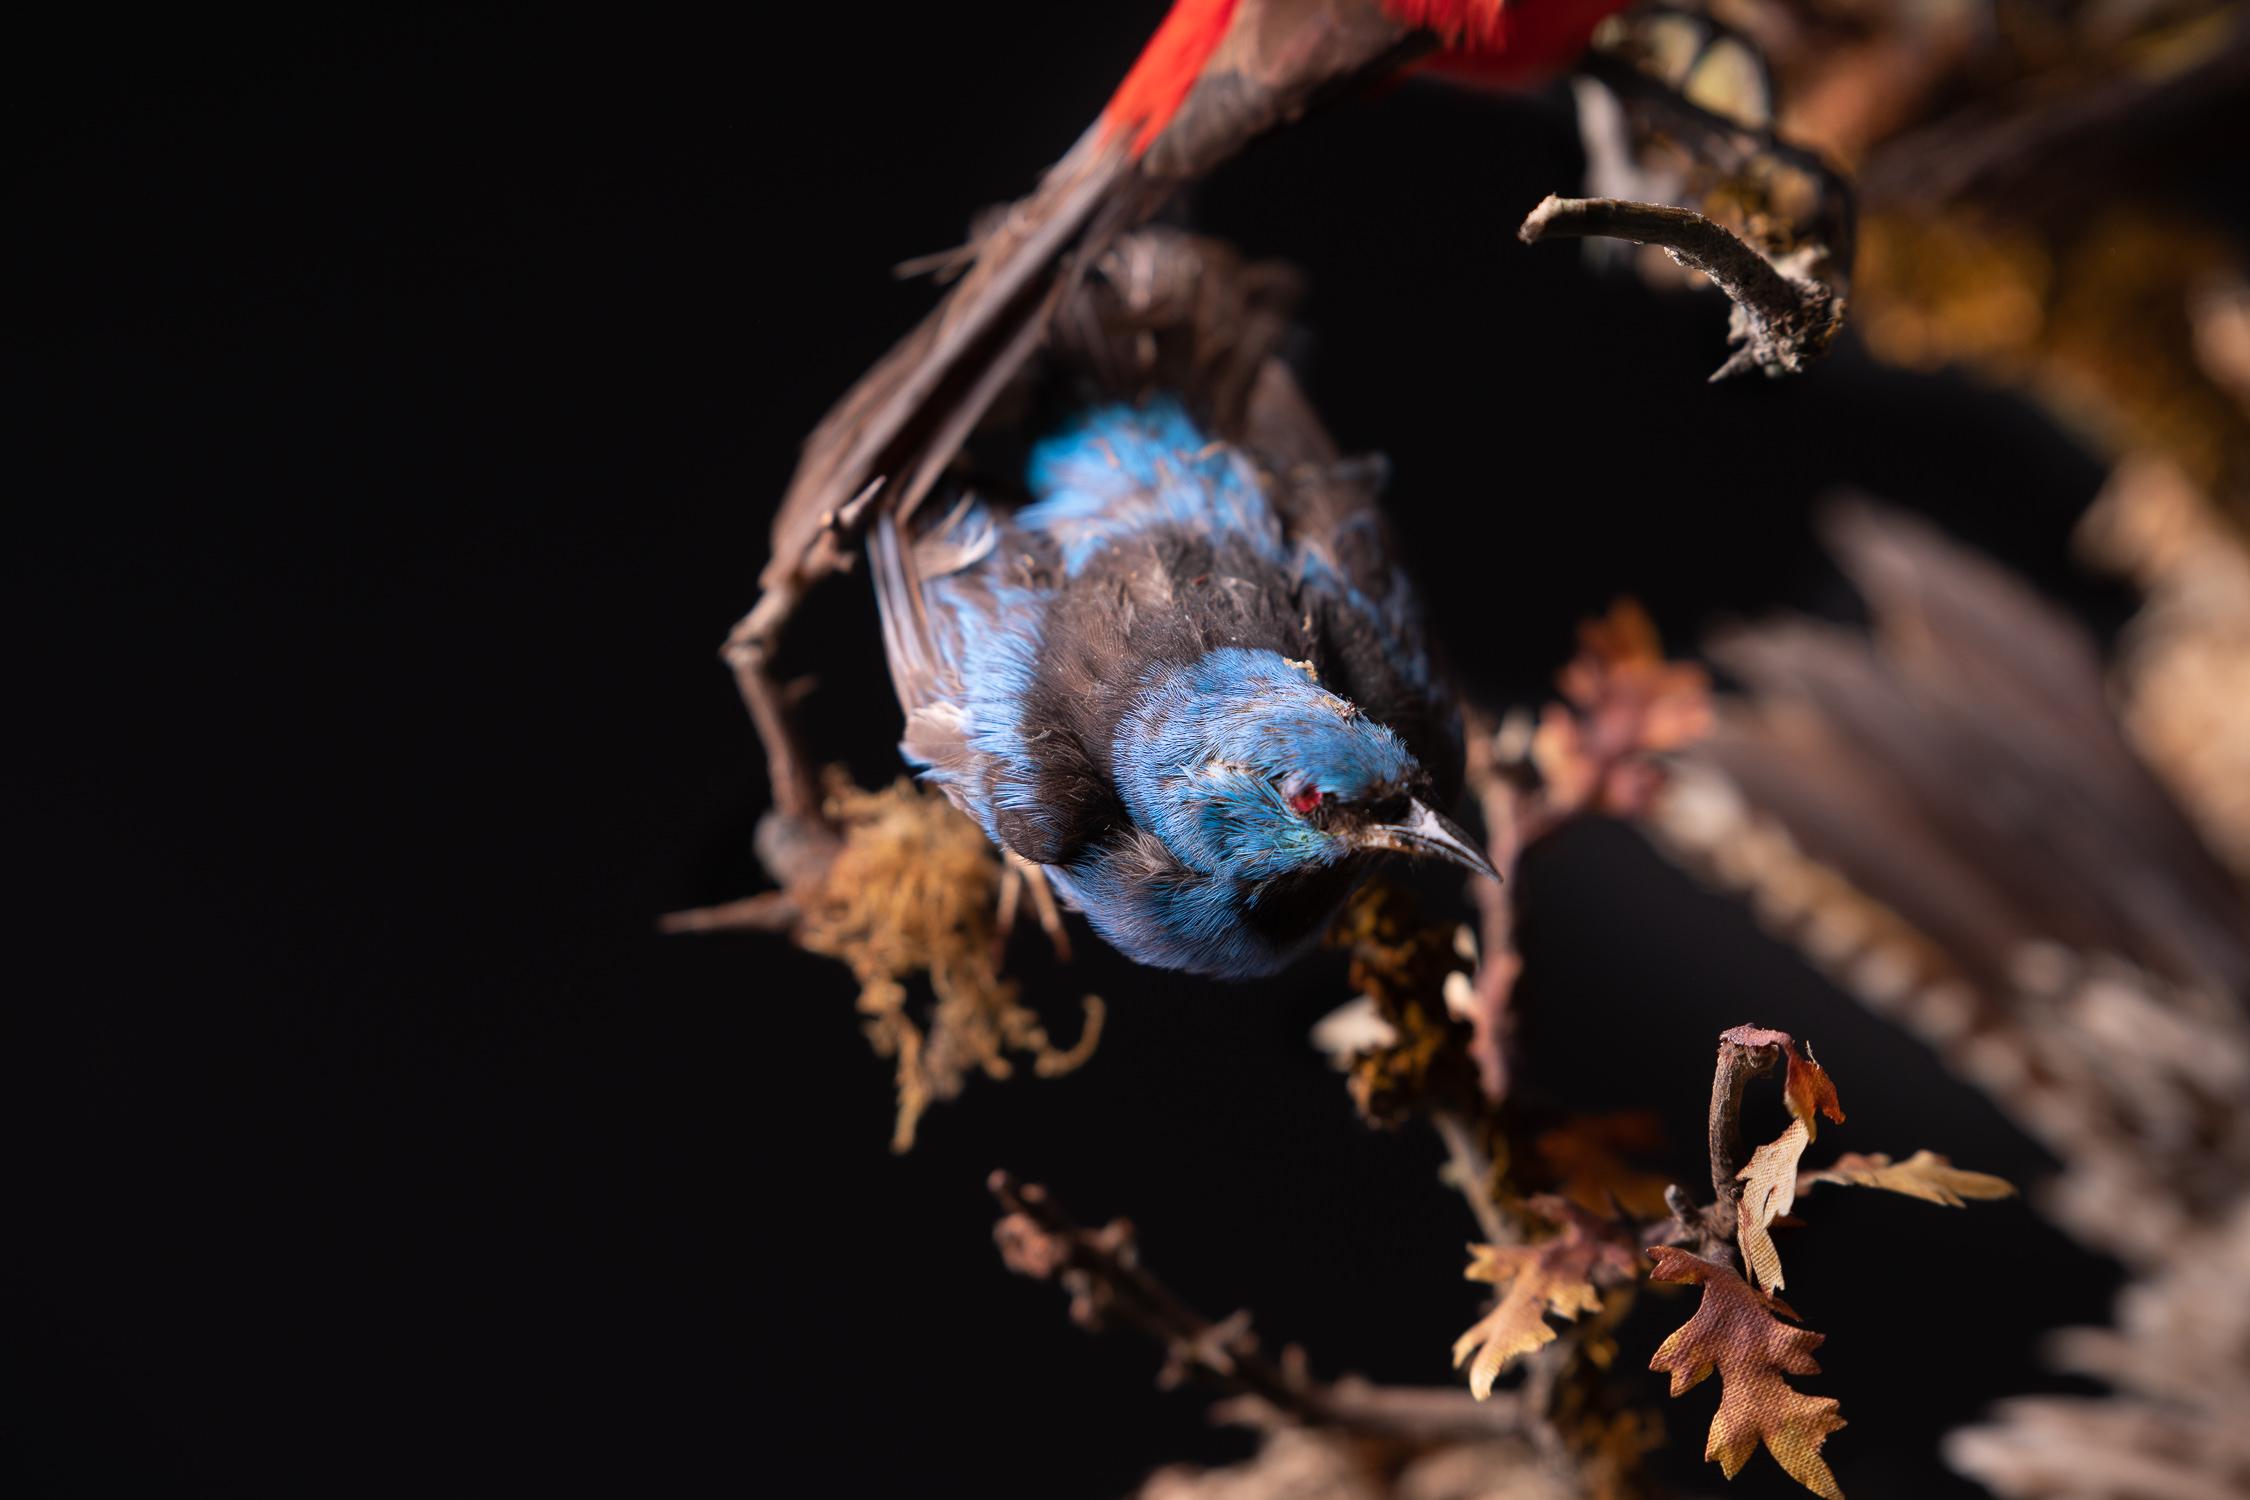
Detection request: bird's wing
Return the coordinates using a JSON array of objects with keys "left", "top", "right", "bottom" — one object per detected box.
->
[
  {"left": 868, "top": 500, "right": 996, "bottom": 785},
  {"left": 1244, "top": 360, "right": 1466, "bottom": 795},
  {"left": 871, "top": 502, "right": 1120, "bottom": 868}
]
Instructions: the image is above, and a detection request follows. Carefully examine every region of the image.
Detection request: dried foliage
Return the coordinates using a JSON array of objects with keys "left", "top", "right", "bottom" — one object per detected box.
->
[
  {"left": 1647, "top": 505, "right": 2250, "bottom": 1499},
  {"left": 1532, "top": 1113, "right": 1674, "bottom": 1220},
  {"left": 1452, "top": 1196, "right": 1641, "bottom": 1399},
  {"left": 1798, "top": 1151, "right": 2016, "bottom": 1209},
  {"left": 1735, "top": 1119, "right": 1811, "bottom": 1295},
  {"left": 1459, "top": 600, "right": 1712, "bottom": 1100},
  {"left": 696, "top": 8, "right": 2250, "bottom": 1500},
  {"left": 795, "top": 776, "right": 1102, "bottom": 1150},
  {"left": 1647, "top": 1247, "right": 1846, "bottom": 1500},
  {"left": 1533, "top": 601, "right": 1713, "bottom": 822},
  {"left": 1632, "top": 1023, "right": 2008, "bottom": 1498},
  {"left": 2083, "top": 452, "right": 2250, "bottom": 882},
  {"left": 1326, "top": 882, "right": 1484, "bottom": 1129},
  {"left": 1729, "top": 1030, "right": 1843, "bottom": 1294}
]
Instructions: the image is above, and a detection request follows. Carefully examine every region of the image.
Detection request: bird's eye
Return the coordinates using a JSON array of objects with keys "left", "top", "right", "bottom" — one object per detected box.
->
[{"left": 1288, "top": 786, "right": 1328, "bottom": 816}]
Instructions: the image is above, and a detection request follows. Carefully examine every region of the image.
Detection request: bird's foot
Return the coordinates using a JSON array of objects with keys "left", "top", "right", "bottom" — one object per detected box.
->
[{"left": 997, "top": 853, "right": 1073, "bottom": 963}]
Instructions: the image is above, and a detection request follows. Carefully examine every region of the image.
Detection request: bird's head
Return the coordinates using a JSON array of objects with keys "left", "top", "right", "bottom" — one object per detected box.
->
[{"left": 1114, "top": 648, "right": 1495, "bottom": 884}]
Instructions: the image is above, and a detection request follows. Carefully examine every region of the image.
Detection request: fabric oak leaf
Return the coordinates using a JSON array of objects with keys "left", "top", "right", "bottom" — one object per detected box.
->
[
  {"left": 1732, "top": 1033, "right": 1846, "bottom": 1294},
  {"left": 1798, "top": 1151, "right": 2015, "bottom": 1208},
  {"left": 1534, "top": 1111, "right": 1675, "bottom": 1219},
  {"left": 1648, "top": 1247, "right": 1847, "bottom": 1500},
  {"left": 1532, "top": 600, "right": 1713, "bottom": 818},
  {"left": 1453, "top": 1195, "right": 1640, "bottom": 1399},
  {"left": 1737, "top": 1119, "right": 1812, "bottom": 1294}
]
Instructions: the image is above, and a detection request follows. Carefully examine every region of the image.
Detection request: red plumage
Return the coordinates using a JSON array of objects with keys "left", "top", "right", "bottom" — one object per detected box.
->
[
  {"left": 1100, "top": 0, "right": 1244, "bottom": 153},
  {"left": 1101, "top": 0, "right": 1627, "bottom": 158}
]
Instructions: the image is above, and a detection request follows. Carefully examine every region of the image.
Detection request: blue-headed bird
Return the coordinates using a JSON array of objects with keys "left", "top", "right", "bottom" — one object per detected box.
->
[{"left": 865, "top": 231, "right": 1492, "bottom": 979}]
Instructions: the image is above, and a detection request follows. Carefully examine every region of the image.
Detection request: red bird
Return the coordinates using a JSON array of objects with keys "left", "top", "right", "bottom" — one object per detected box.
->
[{"left": 749, "top": 0, "right": 1626, "bottom": 682}]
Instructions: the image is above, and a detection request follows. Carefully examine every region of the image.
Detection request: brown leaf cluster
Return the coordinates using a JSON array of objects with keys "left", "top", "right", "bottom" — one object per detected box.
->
[
  {"left": 1453, "top": 1196, "right": 1641, "bottom": 1400},
  {"left": 797, "top": 775, "right": 1101, "bottom": 1150},
  {"left": 1533, "top": 1112, "right": 1675, "bottom": 1220},
  {"left": 1533, "top": 601, "right": 1713, "bottom": 820},
  {"left": 1648, "top": 1247, "right": 1847, "bottom": 1500}
]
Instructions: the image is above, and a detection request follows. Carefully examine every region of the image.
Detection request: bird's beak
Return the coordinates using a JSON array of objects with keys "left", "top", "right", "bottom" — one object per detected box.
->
[{"left": 1360, "top": 798, "right": 1500, "bottom": 882}]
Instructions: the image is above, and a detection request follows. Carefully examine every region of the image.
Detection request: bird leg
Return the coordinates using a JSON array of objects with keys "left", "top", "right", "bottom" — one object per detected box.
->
[
  {"left": 720, "top": 582, "right": 843, "bottom": 895},
  {"left": 998, "top": 852, "right": 1073, "bottom": 963}
]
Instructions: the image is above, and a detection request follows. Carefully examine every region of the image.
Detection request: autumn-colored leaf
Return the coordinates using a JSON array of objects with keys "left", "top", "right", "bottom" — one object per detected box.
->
[
  {"left": 1780, "top": 1047, "right": 1844, "bottom": 1138},
  {"left": 1737, "top": 1118, "right": 1812, "bottom": 1294},
  {"left": 1649, "top": 1246, "right": 1847, "bottom": 1500},
  {"left": 1535, "top": 1111, "right": 1675, "bottom": 1219},
  {"left": 1453, "top": 1196, "right": 1640, "bottom": 1400},
  {"left": 1718, "top": 1025, "right": 1846, "bottom": 1139},
  {"left": 1534, "top": 599, "right": 1713, "bottom": 818},
  {"left": 1719, "top": 1029, "right": 1845, "bottom": 1294},
  {"left": 1798, "top": 1150, "right": 2015, "bottom": 1208}
]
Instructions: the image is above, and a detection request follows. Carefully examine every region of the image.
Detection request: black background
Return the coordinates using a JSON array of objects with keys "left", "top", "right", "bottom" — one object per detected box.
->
[{"left": 16, "top": 6, "right": 2191, "bottom": 1496}]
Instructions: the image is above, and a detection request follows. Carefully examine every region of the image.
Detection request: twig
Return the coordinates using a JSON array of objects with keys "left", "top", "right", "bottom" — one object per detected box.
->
[
  {"left": 1433, "top": 1109, "right": 1511, "bottom": 1247},
  {"left": 988, "top": 1173, "right": 1532, "bottom": 1444},
  {"left": 1706, "top": 1030, "right": 1784, "bottom": 1234},
  {"left": 1519, "top": 195, "right": 1843, "bottom": 381},
  {"left": 655, "top": 890, "right": 801, "bottom": 936}
]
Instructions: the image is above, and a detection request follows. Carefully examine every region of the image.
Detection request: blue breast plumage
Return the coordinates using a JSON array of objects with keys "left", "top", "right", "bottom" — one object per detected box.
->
[{"left": 870, "top": 395, "right": 1486, "bottom": 979}]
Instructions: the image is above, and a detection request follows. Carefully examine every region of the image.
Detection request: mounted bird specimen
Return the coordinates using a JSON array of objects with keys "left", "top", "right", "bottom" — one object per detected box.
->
[
  {"left": 694, "top": 1, "right": 1654, "bottom": 973},
  {"left": 869, "top": 231, "right": 1494, "bottom": 977}
]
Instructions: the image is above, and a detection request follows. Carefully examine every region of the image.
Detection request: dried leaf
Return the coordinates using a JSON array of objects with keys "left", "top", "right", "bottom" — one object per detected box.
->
[
  {"left": 1798, "top": 1150, "right": 2016, "bottom": 1208},
  {"left": 1781, "top": 1045, "right": 1845, "bottom": 1139},
  {"left": 1722, "top": 1029, "right": 1844, "bottom": 1294},
  {"left": 1533, "top": 599, "right": 1713, "bottom": 819},
  {"left": 798, "top": 776, "right": 1101, "bottom": 1149},
  {"left": 1649, "top": 1246, "right": 1847, "bottom": 1500},
  {"left": 1453, "top": 1196, "right": 1640, "bottom": 1400},
  {"left": 1738, "top": 1118, "right": 1812, "bottom": 1294},
  {"left": 1326, "top": 882, "right": 1479, "bottom": 1125},
  {"left": 1722, "top": 1025, "right": 1848, "bottom": 1139},
  {"left": 1534, "top": 1112, "right": 1675, "bottom": 1219}
]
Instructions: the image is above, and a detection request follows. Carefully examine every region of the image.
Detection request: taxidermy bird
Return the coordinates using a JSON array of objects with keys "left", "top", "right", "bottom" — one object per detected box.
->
[
  {"left": 732, "top": 1, "right": 1624, "bottom": 970},
  {"left": 868, "top": 231, "right": 1492, "bottom": 979}
]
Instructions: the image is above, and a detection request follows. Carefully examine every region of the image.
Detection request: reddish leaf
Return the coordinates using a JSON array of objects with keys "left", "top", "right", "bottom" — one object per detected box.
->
[{"left": 1649, "top": 1247, "right": 1847, "bottom": 1499}]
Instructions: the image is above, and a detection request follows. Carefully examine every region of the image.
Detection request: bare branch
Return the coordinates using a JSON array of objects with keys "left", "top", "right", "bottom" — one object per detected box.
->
[
  {"left": 1519, "top": 194, "right": 1843, "bottom": 381},
  {"left": 988, "top": 1172, "right": 1533, "bottom": 1445},
  {"left": 1706, "top": 1030, "right": 1786, "bottom": 1249},
  {"left": 1432, "top": 1109, "right": 1511, "bottom": 1247}
]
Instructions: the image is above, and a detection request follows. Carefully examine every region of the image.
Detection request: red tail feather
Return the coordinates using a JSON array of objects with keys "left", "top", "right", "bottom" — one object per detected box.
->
[{"left": 1100, "top": 0, "right": 1243, "bottom": 155}]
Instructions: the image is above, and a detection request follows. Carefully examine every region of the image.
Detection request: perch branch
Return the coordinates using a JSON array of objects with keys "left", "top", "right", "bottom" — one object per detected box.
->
[
  {"left": 1433, "top": 1108, "right": 1511, "bottom": 1247},
  {"left": 989, "top": 1172, "right": 1533, "bottom": 1444},
  {"left": 1706, "top": 1030, "right": 1784, "bottom": 1237},
  {"left": 1642, "top": 1029, "right": 1788, "bottom": 1264},
  {"left": 655, "top": 890, "right": 801, "bottom": 936},
  {"left": 1519, "top": 195, "right": 1842, "bottom": 381}
]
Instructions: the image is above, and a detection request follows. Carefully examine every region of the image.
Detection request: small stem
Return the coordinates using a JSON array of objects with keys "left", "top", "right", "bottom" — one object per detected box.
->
[
  {"left": 1433, "top": 1110, "right": 1510, "bottom": 1247},
  {"left": 989, "top": 1172, "right": 1531, "bottom": 1444},
  {"left": 656, "top": 891, "right": 801, "bottom": 935},
  {"left": 1705, "top": 1033, "right": 1783, "bottom": 1258}
]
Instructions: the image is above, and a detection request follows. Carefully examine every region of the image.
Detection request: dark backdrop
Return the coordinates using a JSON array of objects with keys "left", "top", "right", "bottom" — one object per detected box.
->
[{"left": 15, "top": 7, "right": 2141, "bottom": 1497}]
